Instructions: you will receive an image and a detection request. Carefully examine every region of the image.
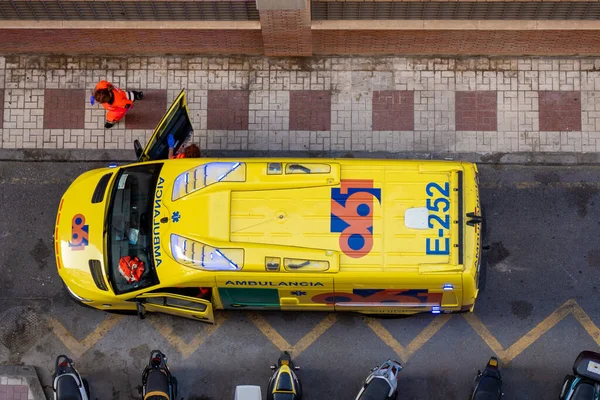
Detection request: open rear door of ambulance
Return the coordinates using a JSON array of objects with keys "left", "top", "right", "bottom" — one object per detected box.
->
[{"left": 134, "top": 89, "right": 193, "bottom": 161}]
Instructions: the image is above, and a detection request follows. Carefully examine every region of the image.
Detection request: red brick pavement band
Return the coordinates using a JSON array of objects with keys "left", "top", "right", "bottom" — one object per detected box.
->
[
  {"left": 289, "top": 90, "right": 331, "bottom": 131},
  {"left": 0, "top": 384, "right": 29, "bottom": 400},
  {"left": 207, "top": 90, "right": 250, "bottom": 130},
  {"left": 125, "top": 90, "right": 168, "bottom": 130},
  {"left": 43, "top": 89, "right": 86, "bottom": 130},
  {"left": 372, "top": 91, "right": 414, "bottom": 131},
  {"left": 455, "top": 91, "right": 498, "bottom": 132},
  {"left": 539, "top": 91, "right": 582, "bottom": 132}
]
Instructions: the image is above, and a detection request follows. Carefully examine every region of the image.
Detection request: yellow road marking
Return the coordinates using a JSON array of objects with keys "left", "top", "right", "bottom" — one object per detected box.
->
[
  {"left": 44, "top": 300, "right": 599, "bottom": 364},
  {"left": 365, "top": 315, "right": 452, "bottom": 363},
  {"left": 149, "top": 312, "right": 226, "bottom": 359},
  {"left": 48, "top": 314, "right": 123, "bottom": 358},
  {"left": 572, "top": 304, "right": 600, "bottom": 346},
  {"left": 248, "top": 313, "right": 337, "bottom": 357},
  {"left": 465, "top": 299, "right": 600, "bottom": 364}
]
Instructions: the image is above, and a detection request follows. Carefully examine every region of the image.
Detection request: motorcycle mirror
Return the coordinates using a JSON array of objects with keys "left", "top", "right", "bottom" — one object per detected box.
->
[
  {"left": 136, "top": 302, "right": 146, "bottom": 320},
  {"left": 371, "top": 366, "right": 378, "bottom": 372},
  {"left": 294, "top": 366, "right": 300, "bottom": 371},
  {"left": 133, "top": 139, "right": 143, "bottom": 160},
  {"left": 270, "top": 365, "right": 277, "bottom": 370}
]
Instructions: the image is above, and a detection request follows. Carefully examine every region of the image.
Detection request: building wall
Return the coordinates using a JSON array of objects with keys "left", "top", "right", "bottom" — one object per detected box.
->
[
  {"left": 312, "top": 30, "right": 600, "bottom": 56},
  {"left": 3, "top": 0, "right": 600, "bottom": 56},
  {"left": 0, "top": 29, "right": 264, "bottom": 55}
]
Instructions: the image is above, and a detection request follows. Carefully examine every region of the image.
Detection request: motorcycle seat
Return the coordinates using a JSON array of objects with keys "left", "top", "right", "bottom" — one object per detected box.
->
[
  {"left": 276, "top": 372, "right": 293, "bottom": 392},
  {"left": 56, "top": 376, "right": 82, "bottom": 400},
  {"left": 570, "top": 381, "right": 595, "bottom": 400},
  {"left": 358, "top": 377, "right": 391, "bottom": 400},
  {"left": 145, "top": 369, "right": 170, "bottom": 399},
  {"left": 473, "top": 376, "right": 502, "bottom": 400}
]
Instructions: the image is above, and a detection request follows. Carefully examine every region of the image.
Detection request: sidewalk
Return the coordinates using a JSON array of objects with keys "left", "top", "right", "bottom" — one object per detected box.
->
[
  {"left": 0, "top": 55, "right": 600, "bottom": 159},
  {"left": 0, "top": 366, "right": 45, "bottom": 400}
]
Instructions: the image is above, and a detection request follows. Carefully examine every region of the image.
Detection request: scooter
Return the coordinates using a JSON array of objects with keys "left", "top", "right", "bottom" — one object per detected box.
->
[
  {"left": 469, "top": 357, "right": 503, "bottom": 400},
  {"left": 52, "top": 355, "right": 90, "bottom": 400},
  {"left": 560, "top": 351, "right": 600, "bottom": 399},
  {"left": 267, "top": 351, "right": 302, "bottom": 400},
  {"left": 141, "top": 350, "right": 178, "bottom": 400},
  {"left": 355, "top": 360, "right": 403, "bottom": 400}
]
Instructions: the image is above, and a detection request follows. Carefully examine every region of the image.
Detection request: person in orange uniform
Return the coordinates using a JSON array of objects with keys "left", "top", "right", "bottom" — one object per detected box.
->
[
  {"left": 93, "top": 80, "right": 144, "bottom": 129},
  {"left": 167, "top": 134, "right": 201, "bottom": 159}
]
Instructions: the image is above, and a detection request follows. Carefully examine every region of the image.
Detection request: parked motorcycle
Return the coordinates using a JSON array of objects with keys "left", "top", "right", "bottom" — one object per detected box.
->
[
  {"left": 141, "top": 350, "right": 178, "bottom": 400},
  {"left": 355, "top": 360, "right": 403, "bottom": 400},
  {"left": 469, "top": 357, "right": 503, "bottom": 400},
  {"left": 267, "top": 351, "right": 302, "bottom": 400},
  {"left": 52, "top": 355, "right": 90, "bottom": 400},
  {"left": 560, "top": 351, "right": 600, "bottom": 400}
]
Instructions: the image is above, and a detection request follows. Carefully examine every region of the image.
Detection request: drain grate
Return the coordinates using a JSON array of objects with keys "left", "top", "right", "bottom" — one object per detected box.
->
[{"left": 0, "top": 306, "right": 46, "bottom": 354}]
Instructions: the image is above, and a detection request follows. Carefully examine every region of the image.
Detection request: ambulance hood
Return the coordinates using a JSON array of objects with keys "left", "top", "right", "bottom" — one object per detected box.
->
[{"left": 55, "top": 168, "right": 114, "bottom": 296}]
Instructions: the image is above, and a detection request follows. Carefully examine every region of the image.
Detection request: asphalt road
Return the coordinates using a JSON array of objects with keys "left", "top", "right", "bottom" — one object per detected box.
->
[{"left": 0, "top": 160, "right": 599, "bottom": 400}]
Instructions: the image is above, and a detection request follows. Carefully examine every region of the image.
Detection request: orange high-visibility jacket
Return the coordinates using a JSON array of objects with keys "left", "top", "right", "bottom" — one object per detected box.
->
[{"left": 94, "top": 80, "right": 135, "bottom": 123}]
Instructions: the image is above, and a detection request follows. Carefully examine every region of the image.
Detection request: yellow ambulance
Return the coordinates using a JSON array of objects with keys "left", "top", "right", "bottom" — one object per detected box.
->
[{"left": 54, "top": 91, "right": 484, "bottom": 323}]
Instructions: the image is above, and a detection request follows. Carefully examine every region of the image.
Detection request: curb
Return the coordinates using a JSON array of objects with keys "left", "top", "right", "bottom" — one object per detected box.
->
[
  {"left": 2, "top": 149, "right": 600, "bottom": 165},
  {"left": 0, "top": 365, "right": 46, "bottom": 400}
]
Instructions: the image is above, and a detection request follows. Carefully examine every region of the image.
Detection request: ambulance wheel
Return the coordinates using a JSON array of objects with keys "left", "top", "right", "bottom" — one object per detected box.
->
[{"left": 136, "top": 302, "right": 147, "bottom": 320}]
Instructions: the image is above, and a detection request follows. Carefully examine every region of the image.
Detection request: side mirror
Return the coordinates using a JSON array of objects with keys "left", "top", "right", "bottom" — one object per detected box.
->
[
  {"left": 294, "top": 366, "right": 300, "bottom": 371},
  {"left": 270, "top": 365, "right": 277, "bottom": 370},
  {"left": 371, "top": 366, "right": 378, "bottom": 372},
  {"left": 133, "top": 139, "right": 143, "bottom": 161},
  {"left": 136, "top": 302, "right": 146, "bottom": 320}
]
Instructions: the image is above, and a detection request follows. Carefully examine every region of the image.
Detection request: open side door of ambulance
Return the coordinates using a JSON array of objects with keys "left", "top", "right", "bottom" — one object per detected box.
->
[
  {"left": 134, "top": 89, "right": 193, "bottom": 161},
  {"left": 134, "top": 292, "right": 215, "bottom": 323}
]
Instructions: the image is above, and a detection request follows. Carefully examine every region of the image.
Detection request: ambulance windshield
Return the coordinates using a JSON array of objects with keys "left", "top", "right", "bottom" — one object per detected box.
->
[{"left": 106, "top": 164, "right": 162, "bottom": 294}]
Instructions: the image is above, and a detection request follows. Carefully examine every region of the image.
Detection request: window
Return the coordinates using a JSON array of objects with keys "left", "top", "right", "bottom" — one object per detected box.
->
[
  {"left": 166, "top": 297, "right": 207, "bottom": 312},
  {"left": 171, "top": 234, "right": 244, "bottom": 271},
  {"left": 144, "top": 296, "right": 207, "bottom": 312},
  {"left": 106, "top": 164, "right": 162, "bottom": 295},
  {"left": 172, "top": 162, "right": 246, "bottom": 200}
]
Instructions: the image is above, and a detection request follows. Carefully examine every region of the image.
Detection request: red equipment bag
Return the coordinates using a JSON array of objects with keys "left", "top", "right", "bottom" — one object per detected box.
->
[{"left": 119, "top": 256, "right": 145, "bottom": 283}]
